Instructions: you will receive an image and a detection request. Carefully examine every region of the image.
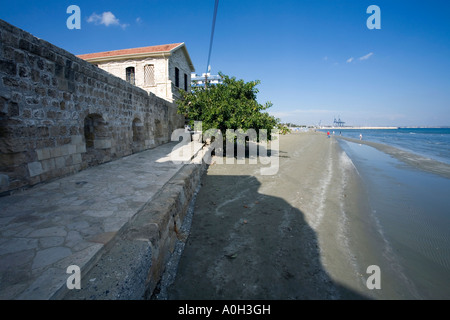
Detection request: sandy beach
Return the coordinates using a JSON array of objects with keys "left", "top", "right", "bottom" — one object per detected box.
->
[{"left": 156, "top": 131, "right": 412, "bottom": 299}]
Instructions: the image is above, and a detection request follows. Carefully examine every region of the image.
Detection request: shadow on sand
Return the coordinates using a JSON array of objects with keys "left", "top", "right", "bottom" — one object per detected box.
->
[{"left": 164, "top": 174, "right": 369, "bottom": 300}]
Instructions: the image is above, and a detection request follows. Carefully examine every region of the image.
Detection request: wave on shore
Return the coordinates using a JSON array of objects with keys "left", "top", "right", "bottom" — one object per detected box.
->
[{"left": 337, "top": 136, "right": 450, "bottom": 179}]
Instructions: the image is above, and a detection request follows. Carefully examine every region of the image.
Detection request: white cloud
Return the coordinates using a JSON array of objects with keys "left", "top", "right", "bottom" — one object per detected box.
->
[
  {"left": 346, "top": 57, "right": 354, "bottom": 63},
  {"left": 136, "top": 17, "right": 142, "bottom": 24},
  {"left": 359, "top": 52, "right": 374, "bottom": 61},
  {"left": 87, "top": 12, "right": 128, "bottom": 29}
]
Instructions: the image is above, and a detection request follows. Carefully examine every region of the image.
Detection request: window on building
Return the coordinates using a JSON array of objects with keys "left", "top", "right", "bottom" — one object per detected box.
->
[
  {"left": 144, "top": 64, "right": 155, "bottom": 86},
  {"left": 184, "top": 73, "right": 188, "bottom": 91},
  {"left": 126, "top": 67, "right": 135, "bottom": 85},
  {"left": 175, "top": 67, "right": 180, "bottom": 88}
]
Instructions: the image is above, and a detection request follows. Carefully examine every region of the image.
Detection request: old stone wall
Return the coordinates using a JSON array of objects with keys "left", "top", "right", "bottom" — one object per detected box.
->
[{"left": 0, "top": 19, "right": 184, "bottom": 195}]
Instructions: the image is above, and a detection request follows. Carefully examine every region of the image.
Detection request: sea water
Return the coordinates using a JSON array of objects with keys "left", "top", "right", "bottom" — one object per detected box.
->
[
  {"left": 334, "top": 129, "right": 450, "bottom": 299},
  {"left": 332, "top": 128, "right": 450, "bottom": 165}
]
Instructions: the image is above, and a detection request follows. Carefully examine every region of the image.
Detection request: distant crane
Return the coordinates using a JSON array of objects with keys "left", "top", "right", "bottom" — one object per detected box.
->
[{"left": 333, "top": 116, "right": 345, "bottom": 127}]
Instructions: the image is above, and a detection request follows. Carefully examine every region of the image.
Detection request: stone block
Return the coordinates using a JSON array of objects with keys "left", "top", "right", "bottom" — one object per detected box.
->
[
  {"left": 145, "top": 139, "right": 155, "bottom": 148},
  {"left": 50, "top": 146, "right": 63, "bottom": 158},
  {"left": 0, "top": 60, "right": 16, "bottom": 76},
  {"left": 0, "top": 152, "right": 26, "bottom": 167},
  {"left": 63, "top": 155, "right": 73, "bottom": 167},
  {"left": 54, "top": 156, "right": 65, "bottom": 169},
  {"left": 72, "top": 153, "right": 82, "bottom": 165},
  {"left": 60, "top": 144, "right": 70, "bottom": 156},
  {"left": 41, "top": 158, "right": 55, "bottom": 172},
  {"left": 70, "top": 135, "right": 83, "bottom": 145},
  {"left": 36, "top": 148, "right": 51, "bottom": 161},
  {"left": 67, "top": 144, "right": 76, "bottom": 155},
  {"left": 2, "top": 76, "right": 19, "bottom": 88},
  {"left": 76, "top": 144, "right": 86, "bottom": 154},
  {"left": 0, "top": 138, "right": 27, "bottom": 153},
  {"left": 7, "top": 101, "right": 19, "bottom": 117},
  {"left": 28, "top": 161, "right": 43, "bottom": 177},
  {"left": 94, "top": 139, "right": 111, "bottom": 150}
]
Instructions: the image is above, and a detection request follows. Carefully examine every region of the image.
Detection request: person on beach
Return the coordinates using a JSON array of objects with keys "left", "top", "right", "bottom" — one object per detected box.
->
[
  {"left": 327, "top": 131, "right": 330, "bottom": 138},
  {"left": 359, "top": 133, "right": 363, "bottom": 140}
]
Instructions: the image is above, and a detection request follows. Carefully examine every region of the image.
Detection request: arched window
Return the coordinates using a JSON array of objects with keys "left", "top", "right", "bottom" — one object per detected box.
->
[{"left": 126, "top": 67, "right": 135, "bottom": 85}]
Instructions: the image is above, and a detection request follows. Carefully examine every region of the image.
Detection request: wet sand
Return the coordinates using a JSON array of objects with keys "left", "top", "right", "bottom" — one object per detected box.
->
[{"left": 157, "top": 132, "right": 413, "bottom": 299}]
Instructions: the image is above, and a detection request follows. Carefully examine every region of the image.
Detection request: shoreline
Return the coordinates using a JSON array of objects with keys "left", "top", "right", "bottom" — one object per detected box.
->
[
  {"left": 318, "top": 127, "right": 398, "bottom": 130},
  {"left": 337, "top": 136, "right": 450, "bottom": 179},
  {"left": 161, "top": 132, "right": 400, "bottom": 299},
  {"left": 157, "top": 131, "right": 450, "bottom": 299},
  {"left": 337, "top": 137, "right": 450, "bottom": 299}
]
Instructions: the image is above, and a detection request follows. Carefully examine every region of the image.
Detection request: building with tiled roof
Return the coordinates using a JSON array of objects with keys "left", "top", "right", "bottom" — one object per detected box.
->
[{"left": 77, "top": 43, "right": 195, "bottom": 102}]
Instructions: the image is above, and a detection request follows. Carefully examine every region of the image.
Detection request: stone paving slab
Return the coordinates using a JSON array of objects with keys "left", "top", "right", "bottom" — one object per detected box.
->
[{"left": 0, "top": 141, "right": 199, "bottom": 299}]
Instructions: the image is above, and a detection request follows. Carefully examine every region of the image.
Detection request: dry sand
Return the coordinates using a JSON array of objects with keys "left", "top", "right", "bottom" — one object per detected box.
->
[{"left": 159, "top": 132, "right": 406, "bottom": 299}]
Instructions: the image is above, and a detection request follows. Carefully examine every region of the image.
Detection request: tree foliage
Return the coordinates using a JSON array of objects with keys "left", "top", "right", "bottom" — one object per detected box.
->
[{"left": 176, "top": 73, "right": 286, "bottom": 140}]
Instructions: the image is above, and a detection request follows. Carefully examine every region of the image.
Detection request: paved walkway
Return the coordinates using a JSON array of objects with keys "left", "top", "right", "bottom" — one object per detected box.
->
[{"left": 0, "top": 140, "right": 200, "bottom": 299}]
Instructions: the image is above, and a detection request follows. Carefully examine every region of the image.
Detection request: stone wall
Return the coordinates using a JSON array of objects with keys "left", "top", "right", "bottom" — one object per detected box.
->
[{"left": 0, "top": 19, "right": 185, "bottom": 195}]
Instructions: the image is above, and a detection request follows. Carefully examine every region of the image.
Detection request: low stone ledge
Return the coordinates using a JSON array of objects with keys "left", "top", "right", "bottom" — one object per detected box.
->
[{"left": 61, "top": 151, "right": 208, "bottom": 300}]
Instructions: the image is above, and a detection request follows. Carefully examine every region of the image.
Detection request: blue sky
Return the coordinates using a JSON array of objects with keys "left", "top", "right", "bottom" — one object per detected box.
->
[{"left": 1, "top": 0, "right": 449, "bottom": 127}]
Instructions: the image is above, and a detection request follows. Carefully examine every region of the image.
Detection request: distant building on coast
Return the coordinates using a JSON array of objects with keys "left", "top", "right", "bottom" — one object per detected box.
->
[
  {"left": 191, "top": 73, "right": 223, "bottom": 87},
  {"left": 77, "top": 43, "right": 195, "bottom": 102},
  {"left": 333, "top": 116, "right": 345, "bottom": 127}
]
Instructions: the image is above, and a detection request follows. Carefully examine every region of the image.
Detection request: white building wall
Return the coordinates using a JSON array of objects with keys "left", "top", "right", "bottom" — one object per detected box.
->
[
  {"left": 94, "top": 48, "right": 192, "bottom": 103},
  {"left": 96, "top": 56, "right": 173, "bottom": 101},
  {"left": 168, "top": 49, "right": 192, "bottom": 100}
]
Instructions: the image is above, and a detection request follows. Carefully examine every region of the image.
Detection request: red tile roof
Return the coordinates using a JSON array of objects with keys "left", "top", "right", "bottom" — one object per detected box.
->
[{"left": 77, "top": 43, "right": 184, "bottom": 60}]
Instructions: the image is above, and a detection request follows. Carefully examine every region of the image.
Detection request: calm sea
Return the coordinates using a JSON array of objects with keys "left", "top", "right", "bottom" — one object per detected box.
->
[
  {"left": 329, "top": 128, "right": 450, "bottom": 164},
  {"left": 331, "top": 127, "right": 450, "bottom": 299}
]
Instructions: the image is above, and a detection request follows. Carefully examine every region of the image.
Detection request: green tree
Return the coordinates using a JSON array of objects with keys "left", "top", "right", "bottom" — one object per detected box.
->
[{"left": 176, "top": 73, "right": 287, "bottom": 141}]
